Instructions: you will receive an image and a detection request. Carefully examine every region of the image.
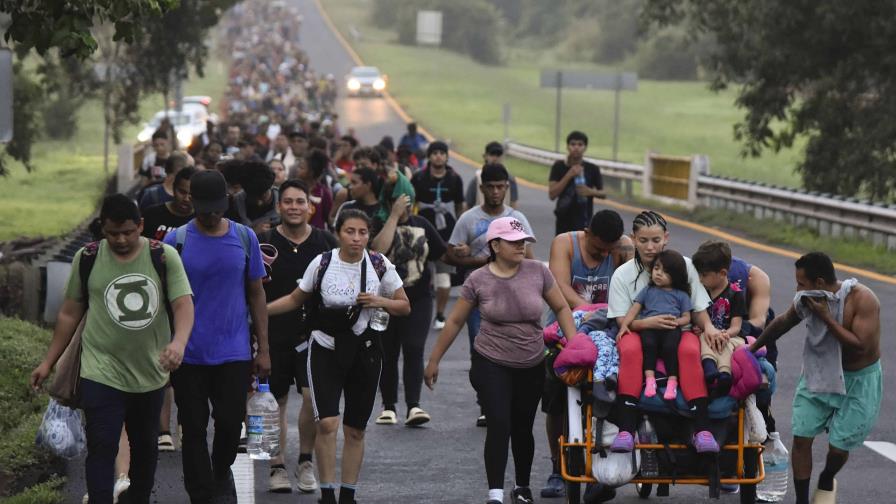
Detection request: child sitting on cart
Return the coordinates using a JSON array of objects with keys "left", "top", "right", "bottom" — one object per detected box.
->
[{"left": 616, "top": 249, "right": 692, "bottom": 403}]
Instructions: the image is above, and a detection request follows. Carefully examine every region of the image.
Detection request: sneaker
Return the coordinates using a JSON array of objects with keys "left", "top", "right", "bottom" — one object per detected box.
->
[
  {"left": 540, "top": 473, "right": 566, "bottom": 498},
  {"left": 82, "top": 494, "right": 89, "bottom": 504},
  {"left": 158, "top": 433, "right": 175, "bottom": 452},
  {"left": 405, "top": 407, "right": 431, "bottom": 426},
  {"left": 476, "top": 414, "right": 487, "bottom": 427},
  {"left": 375, "top": 409, "right": 398, "bottom": 425},
  {"left": 693, "top": 430, "right": 720, "bottom": 453},
  {"left": 295, "top": 460, "right": 318, "bottom": 493},
  {"left": 113, "top": 474, "right": 130, "bottom": 503},
  {"left": 433, "top": 315, "right": 446, "bottom": 330},
  {"left": 720, "top": 483, "right": 739, "bottom": 494},
  {"left": 268, "top": 466, "right": 292, "bottom": 493},
  {"left": 610, "top": 431, "right": 635, "bottom": 453},
  {"left": 511, "top": 486, "right": 534, "bottom": 503}
]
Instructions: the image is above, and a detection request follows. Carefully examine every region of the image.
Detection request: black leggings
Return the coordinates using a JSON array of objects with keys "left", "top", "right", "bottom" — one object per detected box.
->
[
  {"left": 641, "top": 327, "right": 681, "bottom": 377},
  {"left": 379, "top": 294, "right": 433, "bottom": 411},
  {"left": 469, "top": 351, "right": 545, "bottom": 490}
]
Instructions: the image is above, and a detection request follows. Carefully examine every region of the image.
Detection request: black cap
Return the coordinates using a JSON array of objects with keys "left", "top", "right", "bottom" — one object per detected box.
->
[
  {"left": 484, "top": 141, "right": 504, "bottom": 156},
  {"left": 190, "top": 170, "right": 229, "bottom": 214},
  {"left": 427, "top": 140, "right": 448, "bottom": 157}
]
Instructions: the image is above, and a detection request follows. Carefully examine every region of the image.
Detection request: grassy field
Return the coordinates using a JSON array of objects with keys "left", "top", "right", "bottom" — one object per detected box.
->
[
  {"left": 0, "top": 59, "right": 227, "bottom": 241},
  {"left": 323, "top": 0, "right": 803, "bottom": 188}
]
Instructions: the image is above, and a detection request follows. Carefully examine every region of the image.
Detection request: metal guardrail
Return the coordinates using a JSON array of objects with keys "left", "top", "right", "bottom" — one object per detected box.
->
[{"left": 505, "top": 141, "right": 896, "bottom": 250}]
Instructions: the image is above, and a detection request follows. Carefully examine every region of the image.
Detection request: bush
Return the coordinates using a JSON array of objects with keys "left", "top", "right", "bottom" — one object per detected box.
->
[
  {"left": 370, "top": 0, "right": 404, "bottom": 29},
  {"left": 635, "top": 28, "right": 700, "bottom": 80},
  {"left": 0, "top": 317, "right": 59, "bottom": 499},
  {"left": 42, "top": 92, "right": 81, "bottom": 140},
  {"left": 395, "top": 0, "right": 502, "bottom": 64}
]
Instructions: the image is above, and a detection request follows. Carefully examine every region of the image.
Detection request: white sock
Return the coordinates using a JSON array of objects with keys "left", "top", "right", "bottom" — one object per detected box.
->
[{"left": 488, "top": 488, "right": 504, "bottom": 502}]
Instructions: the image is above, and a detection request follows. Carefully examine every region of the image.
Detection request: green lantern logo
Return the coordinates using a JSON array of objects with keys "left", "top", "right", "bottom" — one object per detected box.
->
[{"left": 104, "top": 274, "right": 159, "bottom": 329}]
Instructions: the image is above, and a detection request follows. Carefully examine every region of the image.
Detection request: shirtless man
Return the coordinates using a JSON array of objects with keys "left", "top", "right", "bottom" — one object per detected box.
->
[{"left": 750, "top": 252, "right": 881, "bottom": 504}]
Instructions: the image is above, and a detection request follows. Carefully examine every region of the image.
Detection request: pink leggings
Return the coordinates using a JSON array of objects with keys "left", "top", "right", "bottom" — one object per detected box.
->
[{"left": 617, "top": 330, "right": 707, "bottom": 400}]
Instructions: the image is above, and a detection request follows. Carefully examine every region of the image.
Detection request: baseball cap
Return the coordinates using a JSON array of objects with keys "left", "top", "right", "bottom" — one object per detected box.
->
[
  {"left": 190, "top": 170, "right": 229, "bottom": 214},
  {"left": 486, "top": 216, "right": 536, "bottom": 243}
]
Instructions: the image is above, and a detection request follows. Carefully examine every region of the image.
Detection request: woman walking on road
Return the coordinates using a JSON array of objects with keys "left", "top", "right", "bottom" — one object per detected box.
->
[
  {"left": 268, "top": 209, "right": 410, "bottom": 504},
  {"left": 424, "top": 217, "right": 578, "bottom": 504}
]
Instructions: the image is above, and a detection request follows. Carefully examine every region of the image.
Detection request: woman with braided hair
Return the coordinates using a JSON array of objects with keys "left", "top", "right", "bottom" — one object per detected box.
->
[{"left": 606, "top": 210, "right": 726, "bottom": 453}]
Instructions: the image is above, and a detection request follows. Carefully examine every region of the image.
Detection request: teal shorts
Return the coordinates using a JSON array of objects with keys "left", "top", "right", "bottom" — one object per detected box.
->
[{"left": 792, "top": 360, "right": 882, "bottom": 451}]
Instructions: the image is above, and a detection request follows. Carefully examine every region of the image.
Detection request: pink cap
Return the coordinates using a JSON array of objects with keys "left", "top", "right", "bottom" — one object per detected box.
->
[{"left": 486, "top": 216, "right": 536, "bottom": 243}]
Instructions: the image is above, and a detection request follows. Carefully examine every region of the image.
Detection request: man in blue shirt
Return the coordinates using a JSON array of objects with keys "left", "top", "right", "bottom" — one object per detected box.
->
[{"left": 164, "top": 170, "right": 271, "bottom": 504}]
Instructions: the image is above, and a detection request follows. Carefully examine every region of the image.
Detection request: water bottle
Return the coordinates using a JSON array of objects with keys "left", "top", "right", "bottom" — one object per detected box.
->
[
  {"left": 370, "top": 308, "right": 390, "bottom": 332},
  {"left": 247, "top": 382, "right": 280, "bottom": 460},
  {"left": 637, "top": 415, "right": 660, "bottom": 477},
  {"left": 756, "top": 432, "right": 789, "bottom": 502},
  {"left": 574, "top": 173, "right": 587, "bottom": 203}
]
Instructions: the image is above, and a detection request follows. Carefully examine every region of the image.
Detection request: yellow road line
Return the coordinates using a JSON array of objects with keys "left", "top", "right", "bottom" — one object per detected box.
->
[{"left": 313, "top": 0, "right": 895, "bottom": 286}]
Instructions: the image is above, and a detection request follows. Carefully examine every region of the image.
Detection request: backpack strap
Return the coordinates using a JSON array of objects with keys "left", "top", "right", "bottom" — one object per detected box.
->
[
  {"left": 78, "top": 241, "right": 101, "bottom": 309},
  {"left": 314, "top": 250, "right": 334, "bottom": 291},
  {"left": 174, "top": 221, "right": 190, "bottom": 255},
  {"left": 148, "top": 239, "right": 173, "bottom": 330},
  {"left": 367, "top": 251, "right": 387, "bottom": 281}
]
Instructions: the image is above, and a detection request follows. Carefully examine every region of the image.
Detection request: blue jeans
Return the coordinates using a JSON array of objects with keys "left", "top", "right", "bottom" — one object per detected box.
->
[{"left": 81, "top": 378, "right": 165, "bottom": 504}]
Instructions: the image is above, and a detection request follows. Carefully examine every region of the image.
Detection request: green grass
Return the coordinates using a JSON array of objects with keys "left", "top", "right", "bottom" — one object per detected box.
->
[
  {"left": 0, "top": 317, "right": 56, "bottom": 498},
  {"left": 324, "top": 0, "right": 803, "bottom": 188},
  {"left": 0, "top": 58, "right": 228, "bottom": 241},
  {"left": 0, "top": 476, "right": 64, "bottom": 504}
]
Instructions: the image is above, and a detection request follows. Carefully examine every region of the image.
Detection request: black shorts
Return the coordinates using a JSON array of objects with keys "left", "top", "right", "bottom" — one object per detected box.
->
[
  {"left": 308, "top": 337, "right": 382, "bottom": 430},
  {"left": 269, "top": 343, "right": 310, "bottom": 399},
  {"left": 541, "top": 359, "right": 567, "bottom": 416}
]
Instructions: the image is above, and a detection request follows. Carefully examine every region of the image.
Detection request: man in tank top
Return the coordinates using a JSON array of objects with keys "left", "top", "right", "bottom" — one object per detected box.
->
[{"left": 539, "top": 210, "right": 633, "bottom": 497}]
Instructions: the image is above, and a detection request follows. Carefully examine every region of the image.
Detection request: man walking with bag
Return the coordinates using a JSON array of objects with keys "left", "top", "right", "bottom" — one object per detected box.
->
[{"left": 31, "top": 194, "right": 194, "bottom": 504}]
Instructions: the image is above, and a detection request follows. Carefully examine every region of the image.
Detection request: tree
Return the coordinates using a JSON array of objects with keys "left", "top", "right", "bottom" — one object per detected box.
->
[{"left": 642, "top": 0, "right": 896, "bottom": 200}]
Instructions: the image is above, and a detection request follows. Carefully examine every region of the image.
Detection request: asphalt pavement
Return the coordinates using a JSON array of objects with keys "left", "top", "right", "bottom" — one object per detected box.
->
[{"left": 61, "top": 0, "right": 895, "bottom": 502}]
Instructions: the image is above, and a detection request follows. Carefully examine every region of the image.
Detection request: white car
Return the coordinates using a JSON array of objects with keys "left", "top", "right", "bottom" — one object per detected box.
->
[
  {"left": 345, "top": 66, "right": 387, "bottom": 97},
  {"left": 137, "top": 107, "right": 208, "bottom": 148}
]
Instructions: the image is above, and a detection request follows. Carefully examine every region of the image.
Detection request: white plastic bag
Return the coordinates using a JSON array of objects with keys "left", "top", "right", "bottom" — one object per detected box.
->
[
  {"left": 592, "top": 420, "right": 641, "bottom": 487},
  {"left": 744, "top": 394, "right": 768, "bottom": 444},
  {"left": 36, "top": 398, "right": 86, "bottom": 459}
]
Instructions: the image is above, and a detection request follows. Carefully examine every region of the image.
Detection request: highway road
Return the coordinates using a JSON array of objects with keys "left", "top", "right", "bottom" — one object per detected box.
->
[{"left": 62, "top": 0, "right": 894, "bottom": 502}]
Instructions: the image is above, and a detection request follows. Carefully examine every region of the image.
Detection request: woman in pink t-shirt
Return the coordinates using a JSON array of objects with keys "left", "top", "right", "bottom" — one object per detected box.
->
[{"left": 424, "top": 217, "right": 577, "bottom": 504}]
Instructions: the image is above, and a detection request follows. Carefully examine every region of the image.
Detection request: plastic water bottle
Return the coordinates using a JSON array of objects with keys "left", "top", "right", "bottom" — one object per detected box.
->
[
  {"left": 247, "top": 382, "right": 280, "bottom": 460},
  {"left": 370, "top": 308, "right": 390, "bottom": 332},
  {"left": 638, "top": 415, "right": 660, "bottom": 477},
  {"left": 756, "top": 432, "right": 789, "bottom": 502},
  {"left": 574, "top": 173, "right": 587, "bottom": 203}
]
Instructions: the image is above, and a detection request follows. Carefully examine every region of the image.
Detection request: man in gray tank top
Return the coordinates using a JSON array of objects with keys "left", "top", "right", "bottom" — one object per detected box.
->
[{"left": 540, "top": 210, "right": 633, "bottom": 498}]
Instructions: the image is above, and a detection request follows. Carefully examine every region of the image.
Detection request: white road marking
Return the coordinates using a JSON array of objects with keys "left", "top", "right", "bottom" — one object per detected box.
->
[
  {"left": 233, "top": 453, "right": 255, "bottom": 503},
  {"left": 864, "top": 441, "right": 896, "bottom": 463}
]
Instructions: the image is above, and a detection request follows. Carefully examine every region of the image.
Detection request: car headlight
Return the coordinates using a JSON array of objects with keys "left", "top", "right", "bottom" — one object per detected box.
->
[
  {"left": 347, "top": 79, "right": 361, "bottom": 91},
  {"left": 177, "top": 130, "right": 193, "bottom": 148},
  {"left": 137, "top": 130, "right": 152, "bottom": 143},
  {"left": 373, "top": 78, "right": 386, "bottom": 91}
]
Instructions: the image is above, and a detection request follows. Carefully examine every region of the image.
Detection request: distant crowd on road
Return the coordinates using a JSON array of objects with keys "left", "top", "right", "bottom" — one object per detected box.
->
[{"left": 27, "top": 3, "right": 883, "bottom": 502}]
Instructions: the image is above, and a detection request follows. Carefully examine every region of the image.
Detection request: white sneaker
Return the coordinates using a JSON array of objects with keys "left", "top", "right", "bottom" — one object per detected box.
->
[
  {"left": 113, "top": 474, "right": 130, "bottom": 503},
  {"left": 82, "top": 494, "right": 89, "bottom": 504},
  {"left": 375, "top": 409, "right": 398, "bottom": 425},
  {"left": 433, "top": 316, "right": 446, "bottom": 330},
  {"left": 268, "top": 466, "right": 292, "bottom": 493},
  {"left": 295, "top": 460, "right": 318, "bottom": 493},
  {"left": 158, "top": 433, "right": 175, "bottom": 452},
  {"left": 405, "top": 407, "right": 431, "bottom": 426}
]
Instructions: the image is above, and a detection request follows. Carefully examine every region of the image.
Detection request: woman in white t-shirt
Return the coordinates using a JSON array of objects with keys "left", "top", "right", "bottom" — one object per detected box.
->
[
  {"left": 606, "top": 210, "right": 725, "bottom": 454},
  {"left": 268, "top": 209, "right": 409, "bottom": 504}
]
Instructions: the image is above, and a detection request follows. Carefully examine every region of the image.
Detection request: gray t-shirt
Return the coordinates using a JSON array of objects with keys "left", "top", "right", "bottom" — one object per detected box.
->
[
  {"left": 461, "top": 259, "right": 555, "bottom": 368},
  {"left": 448, "top": 205, "right": 533, "bottom": 258},
  {"left": 634, "top": 285, "right": 692, "bottom": 318}
]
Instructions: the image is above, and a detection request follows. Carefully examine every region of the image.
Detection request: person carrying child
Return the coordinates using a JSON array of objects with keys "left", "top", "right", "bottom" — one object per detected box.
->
[
  {"left": 692, "top": 241, "right": 748, "bottom": 397},
  {"left": 617, "top": 250, "right": 692, "bottom": 402}
]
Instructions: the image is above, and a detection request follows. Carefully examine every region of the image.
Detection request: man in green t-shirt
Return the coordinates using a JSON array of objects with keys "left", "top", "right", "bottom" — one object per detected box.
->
[{"left": 31, "top": 194, "right": 194, "bottom": 504}]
